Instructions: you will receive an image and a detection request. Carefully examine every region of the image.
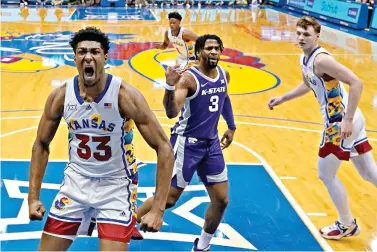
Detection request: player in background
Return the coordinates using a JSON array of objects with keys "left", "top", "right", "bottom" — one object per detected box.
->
[{"left": 268, "top": 16, "right": 377, "bottom": 240}]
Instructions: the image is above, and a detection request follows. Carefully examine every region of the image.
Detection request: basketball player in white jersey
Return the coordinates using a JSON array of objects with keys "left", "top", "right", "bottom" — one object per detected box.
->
[
  {"left": 156, "top": 11, "right": 198, "bottom": 72},
  {"left": 267, "top": 16, "right": 377, "bottom": 240},
  {"left": 28, "top": 27, "right": 174, "bottom": 251}
]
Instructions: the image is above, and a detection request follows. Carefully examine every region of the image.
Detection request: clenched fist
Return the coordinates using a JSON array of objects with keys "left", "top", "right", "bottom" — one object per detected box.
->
[{"left": 28, "top": 199, "right": 46, "bottom": 221}]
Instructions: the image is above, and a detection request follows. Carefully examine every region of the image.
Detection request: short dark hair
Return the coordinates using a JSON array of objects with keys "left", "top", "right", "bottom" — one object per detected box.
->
[
  {"left": 297, "top": 16, "right": 321, "bottom": 34},
  {"left": 195, "top": 34, "right": 224, "bottom": 57},
  {"left": 168, "top": 11, "right": 182, "bottom": 21},
  {"left": 69, "top": 27, "right": 110, "bottom": 55}
]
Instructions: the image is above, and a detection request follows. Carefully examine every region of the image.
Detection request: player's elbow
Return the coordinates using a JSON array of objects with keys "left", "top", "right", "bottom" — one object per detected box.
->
[
  {"left": 349, "top": 78, "right": 363, "bottom": 91},
  {"left": 166, "top": 111, "right": 178, "bottom": 119},
  {"left": 156, "top": 140, "right": 174, "bottom": 165},
  {"left": 357, "top": 79, "right": 363, "bottom": 89},
  {"left": 166, "top": 114, "right": 177, "bottom": 119},
  {"left": 32, "top": 139, "right": 50, "bottom": 154},
  {"left": 163, "top": 102, "right": 179, "bottom": 119}
]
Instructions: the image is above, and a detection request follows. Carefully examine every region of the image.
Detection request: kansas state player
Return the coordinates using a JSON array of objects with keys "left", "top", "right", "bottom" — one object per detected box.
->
[
  {"left": 156, "top": 11, "right": 198, "bottom": 72},
  {"left": 28, "top": 27, "right": 174, "bottom": 251},
  {"left": 268, "top": 16, "right": 377, "bottom": 240},
  {"left": 138, "top": 34, "right": 236, "bottom": 251}
]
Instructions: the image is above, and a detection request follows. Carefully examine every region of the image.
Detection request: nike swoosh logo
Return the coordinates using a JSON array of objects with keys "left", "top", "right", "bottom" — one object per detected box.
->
[{"left": 201, "top": 82, "right": 209, "bottom": 88}]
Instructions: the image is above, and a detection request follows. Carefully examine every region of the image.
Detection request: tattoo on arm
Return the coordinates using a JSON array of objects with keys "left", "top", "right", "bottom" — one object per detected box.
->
[{"left": 163, "top": 90, "right": 177, "bottom": 118}]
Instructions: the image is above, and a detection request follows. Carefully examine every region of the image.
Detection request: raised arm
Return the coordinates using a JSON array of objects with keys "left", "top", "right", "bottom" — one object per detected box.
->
[
  {"left": 162, "top": 66, "right": 196, "bottom": 118},
  {"left": 155, "top": 30, "right": 170, "bottom": 50},
  {"left": 119, "top": 82, "right": 174, "bottom": 232},
  {"left": 28, "top": 85, "right": 65, "bottom": 220}
]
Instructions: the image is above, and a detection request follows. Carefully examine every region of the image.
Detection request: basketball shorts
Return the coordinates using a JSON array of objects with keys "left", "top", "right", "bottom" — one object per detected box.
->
[
  {"left": 170, "top": 134, "right": 228, "bottom": 189},
  {"left": 43, "top": 165, "right": 137, "bottom": 243},
  {"left": 319, "top": 109, "right": 373, "bottom": 161}
]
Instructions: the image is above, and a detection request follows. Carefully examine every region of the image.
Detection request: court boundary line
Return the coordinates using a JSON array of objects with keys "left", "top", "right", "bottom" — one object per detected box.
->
[
  {"left": 2, "top": 115, "right": 377, "bottom": 134},
  {"left": 232, "top": 140, "right": 333, "bottom": 252},
  {"left": 0, "top": 159, "right": 262, "bottom": 166},
  {"left": 1, "top": 118, "right": 376, "bottom": 141}
]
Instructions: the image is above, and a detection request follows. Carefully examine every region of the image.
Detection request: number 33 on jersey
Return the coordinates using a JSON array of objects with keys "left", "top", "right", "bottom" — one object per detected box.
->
[{"left": 64, "top": 74, "right": 133, "bottom": 178}]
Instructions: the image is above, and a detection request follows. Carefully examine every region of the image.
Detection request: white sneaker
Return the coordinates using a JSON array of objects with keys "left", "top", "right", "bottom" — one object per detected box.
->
[{"left": 320, "top": 219, "right": 360, "bottom": 240}]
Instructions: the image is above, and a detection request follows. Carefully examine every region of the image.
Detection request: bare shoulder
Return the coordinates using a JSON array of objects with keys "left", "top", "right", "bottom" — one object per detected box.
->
[
  {"left": 118, "top": 80, "right": 147, "bottom": 120},
  {"left": 315, "top": 52, "right": 330, "bottom": 61},
  {"left": 54, "top": 83, "right": 67, "bottom": 101},
  {"left": 47, "top": 83, "right": 66, "bottom": 118},
  {"left": 182, "top": 29, "right": 193, "bottom": 35},
  {"left": 314, "top": 53, "right": 337, "bottom": 75},
  {"left": 182, "top": 29, "right": 198, "bottom": 41},
  {"left": 314, "top": 53, "right": 334, "bottom": 68},
  {"left": 180, "top": 71, "right": 197, "bottom": 89},
  {"left": 119, "top": 80, "right": 138, "bottom": 106}
]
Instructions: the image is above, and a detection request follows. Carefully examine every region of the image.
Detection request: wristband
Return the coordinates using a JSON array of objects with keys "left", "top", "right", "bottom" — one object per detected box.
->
[
  {"left": 162, "top": 82, "right": 175, "bottom": 91},
  {"left": 228, "top": 125, "right": 236, "bottom": 131}
]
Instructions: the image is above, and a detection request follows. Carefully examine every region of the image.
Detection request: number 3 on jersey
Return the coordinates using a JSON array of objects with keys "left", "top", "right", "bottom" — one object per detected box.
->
[
  {"left": 76, "top": 134, "right": 112, "bottom": 161},
  {"left": 209, "top": 95, "right": 219, "bottom": 112}
]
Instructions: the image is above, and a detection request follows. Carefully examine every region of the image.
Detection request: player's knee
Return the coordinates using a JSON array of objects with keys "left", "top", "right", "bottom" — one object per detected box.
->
[
  {"left": 357, "top": 168, "right": 368, "bottom": 180},
  {"left": 166, "top": 197, "right": 177, "bottom": 209},
  {"left": 165, "top": 189, "right": 182, "bottom": 209},
  {"left": 359, "top": 168, "right": 377, "bottom": 183},
  {"left": 318, "top": 172, "right": 332, "bottom": 185},
  {"left": 318, "top": 173, "right": 325, "bottom": 182},
  {"left": 214, "top": 195, "right": 228, "bottom": 209}
]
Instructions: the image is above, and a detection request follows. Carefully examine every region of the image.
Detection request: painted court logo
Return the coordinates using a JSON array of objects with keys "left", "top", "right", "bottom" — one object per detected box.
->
[
  {"left": 0, "top": 31, "right": 135, "bottom": 73},
  {"left": 1, "top": 31, "right": 280, "bottom": 94},
  {"left": 128, "top": 44, "right": 280, "bottom": 95}
]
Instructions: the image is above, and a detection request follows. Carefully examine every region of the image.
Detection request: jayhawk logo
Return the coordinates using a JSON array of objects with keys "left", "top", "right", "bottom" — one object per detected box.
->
[
  {"left": 54, "top": 197, "right": 72, "bottom": 211},
  {"left": 126, "top": 44, "right": 280, "bottom": 95},
  {"left": 0, "top": 31, "right": 135, "bottom": 73}
]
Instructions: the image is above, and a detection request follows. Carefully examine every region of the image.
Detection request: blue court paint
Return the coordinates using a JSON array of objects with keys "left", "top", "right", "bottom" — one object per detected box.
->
[{"left": 1, "top": 161, "right": 322, "bottom": 251}]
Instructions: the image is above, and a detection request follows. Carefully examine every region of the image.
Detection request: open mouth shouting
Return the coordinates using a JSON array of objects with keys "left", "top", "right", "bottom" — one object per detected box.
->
[{"left": 84, "top": 65, "right": 95, "bottom": 82}]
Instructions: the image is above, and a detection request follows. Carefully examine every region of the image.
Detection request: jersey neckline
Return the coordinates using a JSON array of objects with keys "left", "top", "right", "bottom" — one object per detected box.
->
[
  {"left": 303, "top": 46, "right": 321, "bottom": 66},
  {"left": 74, "top": 74, "right": 113, "bottom": 105}
]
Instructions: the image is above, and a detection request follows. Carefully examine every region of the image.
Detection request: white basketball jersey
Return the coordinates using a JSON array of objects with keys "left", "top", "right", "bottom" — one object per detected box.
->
[
  {"left": 63, "top": 74, "right": 130, "bottom": 178},
  {"left": 300, "top": 46, "right": 349, "bottom": 123},
  {"left": 168, "top": 26, "right": 194, "bottom": 59}
]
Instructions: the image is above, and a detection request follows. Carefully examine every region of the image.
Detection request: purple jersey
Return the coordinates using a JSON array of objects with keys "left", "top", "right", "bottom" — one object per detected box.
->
[{"left": 172, "top": 65, "right": 228, "bottom": 139}]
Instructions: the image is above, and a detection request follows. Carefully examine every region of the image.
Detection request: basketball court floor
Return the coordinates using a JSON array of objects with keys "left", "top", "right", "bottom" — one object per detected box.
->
[{"left": 1, "top": 5, "right": 377, "bottom": 251}]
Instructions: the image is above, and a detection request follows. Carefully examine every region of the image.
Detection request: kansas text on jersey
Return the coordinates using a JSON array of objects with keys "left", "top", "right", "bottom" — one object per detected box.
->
[{"left": 64, "top": 74, "right": 135, "bottom": 178}]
